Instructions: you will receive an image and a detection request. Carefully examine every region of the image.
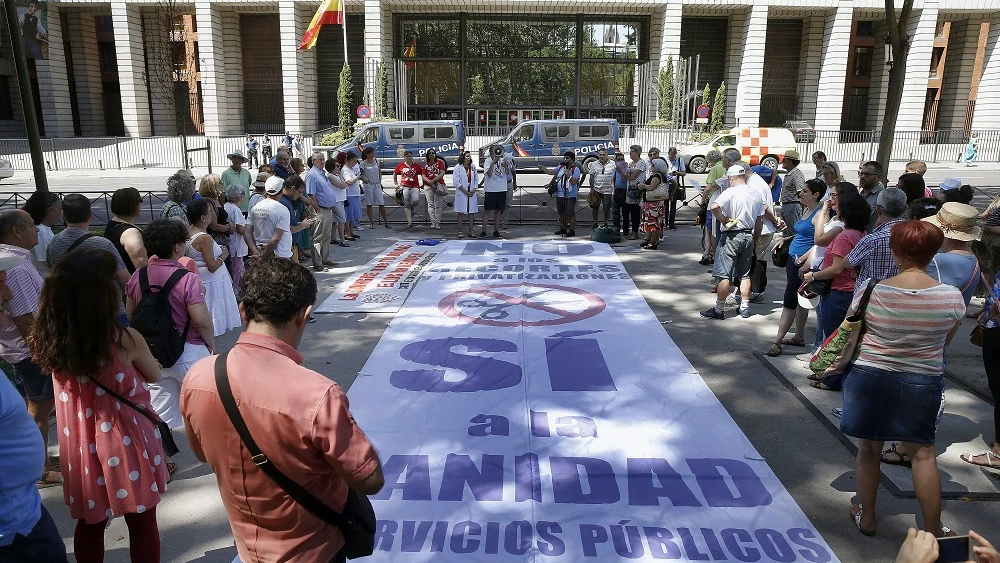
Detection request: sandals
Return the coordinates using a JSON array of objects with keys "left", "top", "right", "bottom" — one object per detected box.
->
[
  {"left": 810, "top": 381, "right": 836, "bottom": 391},
  {"left": 37, "top": 470, "right": 62, "bottom": 489},
  {"left": 781, "top": 336, "right": 806, "bottom": 347},
  {"left": 851, "top": 504, "right": 876, "bottom": 537},
  {"left": 766, "top": 343, "right": 782, "bottom": 357},
  {"left": 960, "top": 449, "right": 1000, "bottom": 469},
  {"left": 807, "top": 373, "right": 822, "bottom": 381},
  {"left": 882, "top": 443, "right": 912, "bottom": 467}
]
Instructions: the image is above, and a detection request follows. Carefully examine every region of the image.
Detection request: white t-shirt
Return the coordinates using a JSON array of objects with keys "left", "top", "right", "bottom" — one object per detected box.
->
[
  {"left": 503, "top": 153, "right": 515, "bottom": 183},
  {"left": 589, "top": 160, "right": 615, "bottom": 194},
  {"left": 249, "top": 198, "right": 292, "bottom": 258},
  {"left": 714, "top": 183, "right": 765, "bottom": 232},
  {"left": 327, "top": 172, "right": 348, "bottom": 203},
  {"left": 810, "top": 218, "right": 845, "bottom": 269},
  {"left": 747, "top": 173, "right": 776, "bottom": 236},
  {"left": 33, "top": 224, "right": 54, "bottom": 263},
  {"left": 483, "top": 158, "right": 508, "bottom": 193},
  {"left": 344, "top": 164, "right": 362, "bottom": 198},
  {"left": 224, "top": 202, "right": 249, "bottom": 257}
]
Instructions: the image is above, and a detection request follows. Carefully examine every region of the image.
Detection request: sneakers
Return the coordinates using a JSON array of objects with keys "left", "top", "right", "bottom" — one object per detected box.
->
[
  {"left": 355, "top": 226, "right": 365, "bottom": 231},
  {"left": 749, "top": 293, "right": 766, "bottom": 304},
  {"left": 555, "top": 228, "right": 567, "bottom": 235},
  {"left": 493, "top": 230, "right": 501, "bottom": 238},
  {"left": 478, "top": 232, "right": 488, "bottom": 238},
  {"left": 700, "top": 306, "right": 725, "bottom": 320},
  {"left": 564, "top": 230, "right": 576, "bottom": 237},
  {"left": 726, "top": 292, "right": 741, "bottom": 307},
  {"left": 698, "top": 254, "right": 715, "bottom": 265},
  {"left": 738, "top": 307, "right": 751, "bottom": 318}
]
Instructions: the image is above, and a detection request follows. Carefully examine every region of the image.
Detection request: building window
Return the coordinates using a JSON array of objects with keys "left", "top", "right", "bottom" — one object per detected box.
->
[
  {"left": 465, "top": 18, "right": 576, "bottom": 59},
  {"left": 96, "top": 15, "right": 114, "bottom": 33},
  {"left": 856, "top": 21, "right": 874, "bottom": 37},
  {"left": 582, "top": 20, "right": 640, "bottom": 59},
  {"left": 98, "top": 42, "right": 118, "bottom": 74},
  {"left": 0, "top": 76, "right": 13, "bottom": 120},
  {"left": 466, "top": 61, "right": 576, "bottom": 106},
  {"left": 853, "top": 46, "right": 873, "bottom": 77},
  {"left": 405, "top": 61, "right": 461, "bottom": 106},
  {"left": 929, "top": 47, "right": 944, "bottom": 77},
  {"left": 398, "top": 19, "right": 460, "bottom": 58}
]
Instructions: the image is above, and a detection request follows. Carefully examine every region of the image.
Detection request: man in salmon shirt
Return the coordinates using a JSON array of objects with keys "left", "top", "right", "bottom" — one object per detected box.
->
[{"left": 180, "top": 258, "right": 384, "bottom": 563}]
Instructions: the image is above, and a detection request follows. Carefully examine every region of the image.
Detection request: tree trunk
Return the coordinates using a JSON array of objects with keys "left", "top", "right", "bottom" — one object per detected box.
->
[{"left": 875, "top": 43, "right": 908, "bottom": 172}]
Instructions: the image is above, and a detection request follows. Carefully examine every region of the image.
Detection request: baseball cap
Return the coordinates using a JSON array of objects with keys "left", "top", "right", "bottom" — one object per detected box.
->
[
  {"left": 939, "top": 177, "right": 962, "bottom": 192},
  {"left": 797, "top": 282, "right": 821, "bottom": 310},
  {"left": 726, "top": 165, "right": 746, "bottom": 177},
  {"left": 253, "top": 172, "right": 272, "bottom": 189},
  {"left": 264, "top": 175, "right": 284, "bottom": 195}
]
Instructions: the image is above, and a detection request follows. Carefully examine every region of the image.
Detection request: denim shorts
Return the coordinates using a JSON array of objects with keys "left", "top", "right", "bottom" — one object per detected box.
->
[{"left": 840, "top": 364, "right": 943, "bottom": 445}]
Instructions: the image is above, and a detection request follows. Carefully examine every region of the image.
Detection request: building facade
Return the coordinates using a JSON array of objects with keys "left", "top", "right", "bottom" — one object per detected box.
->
[{"left": 0, "top": 0, "right": 997, "bottom": 138}]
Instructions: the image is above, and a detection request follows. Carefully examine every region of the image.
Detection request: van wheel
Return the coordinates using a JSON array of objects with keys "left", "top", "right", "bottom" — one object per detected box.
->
[
  {"left": 580, "top": 156, "right": 597, "bottom": 182},
  {"left": 760, "top": 156, "right": 779, "bottom": 170},
  {"left": 687, "top": 156, "right": 707, "bottom": 174}
]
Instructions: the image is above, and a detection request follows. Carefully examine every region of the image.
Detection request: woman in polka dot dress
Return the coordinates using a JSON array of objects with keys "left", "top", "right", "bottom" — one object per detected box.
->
[{"left": 29, "top": 248, "right": 168, "bottom": 562}]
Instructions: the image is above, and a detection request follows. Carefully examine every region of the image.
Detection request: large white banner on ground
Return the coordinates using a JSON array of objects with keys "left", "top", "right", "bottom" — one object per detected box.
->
[
  {"left": 315, "top": 241, "right": 442, "bottom": 313},
  {"left": 348, "top": 240, "right": 839, "bottom": 562}
]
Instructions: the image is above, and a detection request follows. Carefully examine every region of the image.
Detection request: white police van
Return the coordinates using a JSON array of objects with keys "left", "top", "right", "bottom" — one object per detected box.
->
[
  {"left": 480, "top": 119, "right": 619, "bottom": 172},
  {"left": 323, "top": 120, "right": 465, "bottom": 171}
]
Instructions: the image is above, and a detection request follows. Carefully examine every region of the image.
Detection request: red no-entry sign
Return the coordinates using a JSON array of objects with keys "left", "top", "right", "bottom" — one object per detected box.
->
[{"left": 696, "top": 104, "right": 710, "bottom": 119}]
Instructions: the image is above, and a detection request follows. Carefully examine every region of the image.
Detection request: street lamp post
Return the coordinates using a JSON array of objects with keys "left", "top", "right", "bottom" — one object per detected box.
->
[{"left": 2, "top": 0, "right": 49, "bottom": 191}]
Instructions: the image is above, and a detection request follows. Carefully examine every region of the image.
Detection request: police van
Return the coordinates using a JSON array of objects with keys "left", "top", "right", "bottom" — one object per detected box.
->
[
  {"left": 480, "top": 119, "right": 619, "bottom": 172},
  {"left": 322, "top": 120, "right": 465, "bottom": 171}
]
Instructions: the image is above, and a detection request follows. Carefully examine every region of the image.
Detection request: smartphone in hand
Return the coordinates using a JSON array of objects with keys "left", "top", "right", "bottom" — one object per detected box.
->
[{"left": 936, "top": 535, "right": 970, "bottom": 563}]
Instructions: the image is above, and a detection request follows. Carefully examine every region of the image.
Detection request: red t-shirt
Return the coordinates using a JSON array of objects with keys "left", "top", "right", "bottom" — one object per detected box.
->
[
  {"left": 422, "top": 157, "right": 447, "bottom": 186},
  {"left": 394, "top": 162, "right": 423, "bottom": 188},
  {"left": 823, "top": 229, "right": 865, "bottom": 292}
]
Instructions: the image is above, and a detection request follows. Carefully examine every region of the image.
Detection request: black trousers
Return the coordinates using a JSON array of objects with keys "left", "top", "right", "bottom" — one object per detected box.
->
[
  {"left": 984, "top": 326, "right": 1000, "bottom": 445},
  {"left": 623, "top": 203, "right": 641, "bottom": 235}
]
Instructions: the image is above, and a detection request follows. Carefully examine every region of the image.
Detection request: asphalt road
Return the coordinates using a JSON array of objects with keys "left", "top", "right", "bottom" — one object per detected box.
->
[{"left": 32, "top": 189, "right": 1000, "bottom": 561}]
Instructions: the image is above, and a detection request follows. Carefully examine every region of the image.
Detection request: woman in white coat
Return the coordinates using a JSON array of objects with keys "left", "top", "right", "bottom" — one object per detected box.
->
[{"left": 453, "top": 151, "right": 480, "bottom": 238}]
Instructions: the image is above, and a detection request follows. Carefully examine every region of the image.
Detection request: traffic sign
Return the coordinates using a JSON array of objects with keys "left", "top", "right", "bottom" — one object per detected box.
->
[
  {"left": 356, "top": 105, "right": 372, "bottom": 119},
  {"left": 696, "top": 104, "right": 710, "bottom": 119}
]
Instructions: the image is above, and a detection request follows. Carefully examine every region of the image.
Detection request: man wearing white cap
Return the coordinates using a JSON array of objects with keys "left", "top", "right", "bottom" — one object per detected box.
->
[
  {"left": 936, "top": 177, "right": 971, "bottom": 205},
  {"left": 701, "top": 165, "right": 765, "bottom": 320},
  {"left": 247, "top": 176, "right": 294, "bottom": 259},
  {"left": 222, "top": 150, "right": 253, "bottom": 213}
]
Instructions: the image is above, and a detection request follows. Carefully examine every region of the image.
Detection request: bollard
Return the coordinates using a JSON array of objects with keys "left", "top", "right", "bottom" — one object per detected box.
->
[
  {"left": 46, "top": 160, "right": 51, "bottom": 170},
  {"left": 99, "top": 159, "right": 104, "bottom": 171},
  {"left": 142, "top": 158, "right": 147, "bottom": 169}
]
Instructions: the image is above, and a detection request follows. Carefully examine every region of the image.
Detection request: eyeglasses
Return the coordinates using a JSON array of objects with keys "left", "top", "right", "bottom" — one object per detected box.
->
[{"left": 858, "top": 171, "right": 876, "bottom": 177}]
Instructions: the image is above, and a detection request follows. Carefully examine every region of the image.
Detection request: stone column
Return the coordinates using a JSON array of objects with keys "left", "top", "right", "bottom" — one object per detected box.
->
[
  {"left": 34, "top": 4, "right": 75, "bottom": 137},
  {"left": 110, "top": 1, "right": 151, "bottom": 136},
  {"left": 894, "top": 4, "right": 938, "bottom": 130},
  {"left": 66, "top": 10, "right": 108, "bottom": 136},
  {"left": 938, "top": 17, "right": 986, "bottom": 131},
  {"left": 970, "top": 14, "right": 999, "bottom": 132},
  {"left": 278, "top": 0, "right": 317, "bottom": 135},
  {"left": 196, "top": 3, "right": 230, "bottom": 136},
  {"left": 812, "top": 6, "right": 853, "bottom": 130},
  {"left": 733, "top": 5, "right": 767, "bottom": 127}
]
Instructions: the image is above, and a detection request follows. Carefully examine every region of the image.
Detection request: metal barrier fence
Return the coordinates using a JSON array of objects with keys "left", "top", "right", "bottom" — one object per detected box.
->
[
  {"left": 0, "top": 136, "right": 317, "bottom": 171},
  {"left": 800, "top": 129, "right": 997, "bottom": 165}
]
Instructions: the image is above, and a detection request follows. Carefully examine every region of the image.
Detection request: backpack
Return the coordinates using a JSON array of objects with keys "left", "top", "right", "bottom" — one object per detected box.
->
[{"left": 130, "top": 267, "right": 191, "bottom": 368}]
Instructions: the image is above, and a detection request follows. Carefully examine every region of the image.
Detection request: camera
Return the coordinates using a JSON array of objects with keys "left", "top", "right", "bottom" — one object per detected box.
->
[{"left": 490, "top": 145, "right": 504, "bottom": 159}]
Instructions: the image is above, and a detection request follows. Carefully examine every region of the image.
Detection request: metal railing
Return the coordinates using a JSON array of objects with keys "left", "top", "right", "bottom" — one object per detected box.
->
[
  {"left": 0, "top": 135, "right": 317, "bottom": 172},
  {"left": 798, "top": 129, "right": 997, "bottom": 165}
]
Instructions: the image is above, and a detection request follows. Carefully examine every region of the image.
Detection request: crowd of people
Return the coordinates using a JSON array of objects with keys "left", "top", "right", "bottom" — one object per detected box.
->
[{"left": 0, "top": 138, "right": 999, "bottom": 561}]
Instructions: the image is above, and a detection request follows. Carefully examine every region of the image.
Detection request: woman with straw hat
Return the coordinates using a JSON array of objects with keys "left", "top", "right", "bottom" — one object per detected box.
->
[{"left": 922, "top": 202, "right": 984, "bottom": 305}]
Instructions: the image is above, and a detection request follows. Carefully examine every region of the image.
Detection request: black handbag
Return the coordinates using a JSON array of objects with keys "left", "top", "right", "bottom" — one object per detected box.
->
[
  {"left": 214, "top": 353, "right": 376, "bottom": 559},
  {"left": 806, "top": 277, "right": 833, "bottom": 296},
  {"left": 772, "top": 238, "right": 790, "bottom": 268},
  {"left": 88, "top": 375, "right": 179, "bottom": 457}
]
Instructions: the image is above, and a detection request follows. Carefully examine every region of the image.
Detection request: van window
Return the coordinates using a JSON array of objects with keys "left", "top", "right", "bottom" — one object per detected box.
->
[
  {"left": 388, "top": 127, "right": 416, "bottom": 143},
  {"left": 512, "top": 125, "right": 534, "bottom": 143},
  {"left": 422, "top": 126, "right": 456, "bottom": 141},
  {"left": 357, "top": 127, "right": 378, "bottom": 145},
  {"left": 543, "top": 125, "right": 571, "bottom": 141},
  {"left": 716, "top": 135, "right": 737, "bottom": 147},
  {"left": 578, "top": 125, "right": 611, "bottom": 139}
]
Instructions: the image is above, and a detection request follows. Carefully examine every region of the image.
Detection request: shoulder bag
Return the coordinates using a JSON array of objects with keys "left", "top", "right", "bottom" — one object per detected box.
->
[
  {"left": 772, "top": 238, "right": 790, "bottom": 268},
  {"left": 214, "top": 352, "right": 376, "bottom": 559},
  {"left": 645, "top": 174, "right": 668, "bottom": 201},
  {"left": 546, "top": 166, "right": 562, "bottom": 196},
  {"left": 88, "top": 372, "right": 179, "bottom": 457},
  {"left": 809, "top": 279, "right": 877, "bottom": 375}
]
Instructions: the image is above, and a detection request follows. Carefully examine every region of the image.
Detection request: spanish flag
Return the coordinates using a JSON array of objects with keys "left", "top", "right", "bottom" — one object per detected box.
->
[
  {"left": 403, "top": 39, "right": 416, "bottom": 68},
  {"left": 298, "top": 0, "right": 344, "bottom": 50}
]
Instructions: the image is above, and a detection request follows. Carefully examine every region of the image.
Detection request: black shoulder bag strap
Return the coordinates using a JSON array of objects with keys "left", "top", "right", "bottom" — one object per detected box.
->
[
  {"left": 214, "top": 352, "right": 351, "bottom": 529},
  {"left": 67, "top": 232, "right": 95, "bottom": 254},
  {"left": 159, "top": 268, "right": 192, "bottom": 342},
  {"left": 87, "top": 371, "right": 179, "bottom": 457}
]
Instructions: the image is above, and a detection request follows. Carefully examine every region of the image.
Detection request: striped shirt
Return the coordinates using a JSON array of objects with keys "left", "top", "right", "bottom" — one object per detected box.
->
[
  {"left": 846, "top": 218, "right": 904, "bottom": 294},
  {"left": 854, "top": 283, "right": 965, "bottom": 375},
  {"left": 0, "top": 245, "right": 42, "bottom": 363}
]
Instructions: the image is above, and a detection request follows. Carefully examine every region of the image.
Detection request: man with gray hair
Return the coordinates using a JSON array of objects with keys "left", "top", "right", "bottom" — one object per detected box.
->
[
  {"left": 845, "top": 187, "right": 908, "bottom": 294},
  {"left": 305, "top": 151, "right": 337, "bottom": 271}
]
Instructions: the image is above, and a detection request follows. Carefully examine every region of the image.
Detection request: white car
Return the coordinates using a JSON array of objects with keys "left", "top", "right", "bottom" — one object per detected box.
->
[{"left": 0, "top": 159, "right": 12, "bottom": 180}]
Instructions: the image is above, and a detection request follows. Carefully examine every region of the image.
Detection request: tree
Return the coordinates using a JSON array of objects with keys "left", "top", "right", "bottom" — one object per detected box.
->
[
  {"left": 875, "top": 0, "right": 915, "bottom": 173},
  {"left": 711, "top": 82, "right": 726, "bottom": 133},
  {"left": 338, "top": 62, "right": 354, "bottom": 136},
  {"left": 141, "top": 0, "right": 198, "bottom": 159},
  {"left": 658, "top": 55, "right": 674, "bottom": 121}
]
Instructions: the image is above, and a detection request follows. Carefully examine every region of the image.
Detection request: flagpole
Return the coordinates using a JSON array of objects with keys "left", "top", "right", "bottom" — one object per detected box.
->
[{"left": 342, "top": 13, "right": 348, "bottom": 66}]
